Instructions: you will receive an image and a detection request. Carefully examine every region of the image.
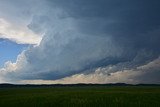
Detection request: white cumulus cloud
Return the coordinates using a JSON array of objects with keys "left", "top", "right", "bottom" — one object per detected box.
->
[{"left": 0, "top": 18, "right": 42, "bottom": 44}]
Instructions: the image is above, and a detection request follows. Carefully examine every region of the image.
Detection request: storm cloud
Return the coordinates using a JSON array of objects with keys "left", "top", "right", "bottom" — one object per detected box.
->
[{"left": 1, "top": 0, "right": 160, "bottom": 84}]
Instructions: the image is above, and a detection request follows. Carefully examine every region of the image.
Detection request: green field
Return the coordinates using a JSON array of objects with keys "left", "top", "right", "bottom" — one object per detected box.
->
[{"left": 0, "top": 86, "right": 160, "bottom": 107}]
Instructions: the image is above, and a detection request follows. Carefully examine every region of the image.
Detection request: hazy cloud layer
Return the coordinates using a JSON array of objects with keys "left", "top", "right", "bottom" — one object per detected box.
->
[
  {"left": 22, "top": 57, "right": 160, "bottom": 84},
  {"left": 0, "top": 0, "right": 160, "bottom": 84}
]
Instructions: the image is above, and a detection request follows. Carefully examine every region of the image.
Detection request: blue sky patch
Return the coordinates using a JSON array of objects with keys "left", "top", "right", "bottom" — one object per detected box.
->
[{"left": 0, "top": 39, "right": 28, "bottom": 67}]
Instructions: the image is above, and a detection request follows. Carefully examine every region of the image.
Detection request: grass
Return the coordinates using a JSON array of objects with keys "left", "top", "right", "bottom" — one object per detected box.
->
[{"left": 0, "top": 86, "right": 160, "bottom": 107}]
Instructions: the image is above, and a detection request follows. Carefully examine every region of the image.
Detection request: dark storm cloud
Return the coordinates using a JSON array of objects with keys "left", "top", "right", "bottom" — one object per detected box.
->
[
  {"left": 1, "top": 0, "right": 160, "bottom": 83},
  {"left": 46, "top": 0, "right": 160, "bottom": 65}
]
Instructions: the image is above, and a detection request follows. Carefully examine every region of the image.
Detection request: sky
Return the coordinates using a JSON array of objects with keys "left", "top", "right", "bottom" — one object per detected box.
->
[
  {"left": 0, "top": 39, "right": 28, "bottom": 67},
  {"left": 0, "top": 0, "right": 160, "bottom": 84}
]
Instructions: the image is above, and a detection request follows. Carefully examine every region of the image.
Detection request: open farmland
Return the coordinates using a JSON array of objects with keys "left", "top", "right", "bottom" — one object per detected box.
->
[{"left": 0, "top": 85, "right": 160, "bottom": 107}]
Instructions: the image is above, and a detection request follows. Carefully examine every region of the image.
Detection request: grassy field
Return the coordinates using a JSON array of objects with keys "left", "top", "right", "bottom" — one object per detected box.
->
[{"left": 0, "top": 86, "right": 160, "bottom": 107}]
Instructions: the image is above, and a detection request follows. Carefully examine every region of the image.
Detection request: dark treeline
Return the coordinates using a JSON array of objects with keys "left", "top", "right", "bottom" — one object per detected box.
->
[{"left": 0, "top": 83, "right": 160, "bottom": 88}]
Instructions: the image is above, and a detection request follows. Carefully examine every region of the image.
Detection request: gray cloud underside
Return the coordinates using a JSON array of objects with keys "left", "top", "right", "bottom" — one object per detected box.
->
[{"left": 1, "top": 0, "right": 160, "bottom": 84}]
